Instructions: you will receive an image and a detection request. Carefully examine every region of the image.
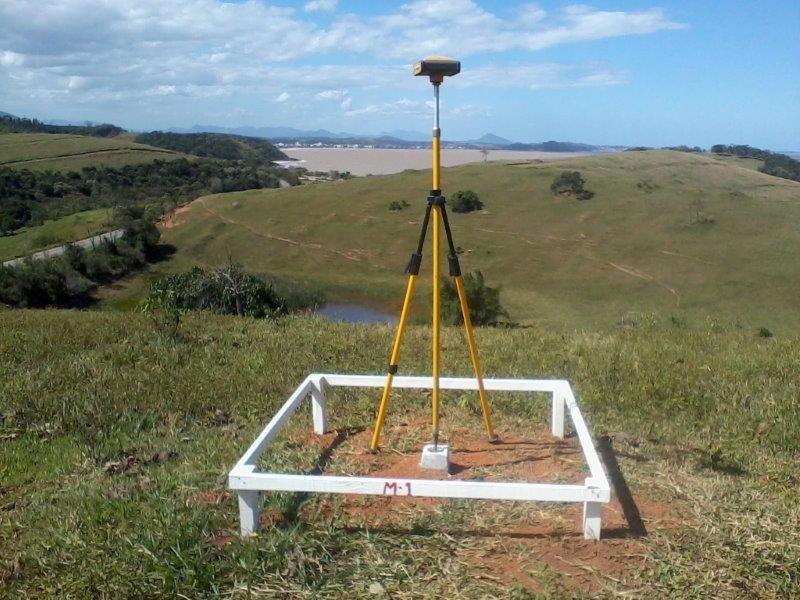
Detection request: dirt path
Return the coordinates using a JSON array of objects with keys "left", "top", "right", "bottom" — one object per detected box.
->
[
  {"left": 194, "top": 196, "right": 365, "bottom": 262},
  {"left": 2, "top": 229, "right": 124, "bottom": 267}
]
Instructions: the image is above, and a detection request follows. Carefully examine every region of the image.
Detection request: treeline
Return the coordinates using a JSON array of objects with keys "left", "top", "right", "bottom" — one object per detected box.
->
[
  {"left": 0, "top": 158, "right": 290, "bottom": 235},
  {"left": 0, "top": 115, "right": 123, "bottom": 137},
  {"left": 0, "top": 207, "right": 160, "bottom": 307},
  {"left": 711, "top": 144, "right": 800, "bottom": 182},
  {"left": 625, "top": 145, "right": 704, "bottom": 153},
  {"left": 135, "top": 131, "right": 287, "bottom": 164}
]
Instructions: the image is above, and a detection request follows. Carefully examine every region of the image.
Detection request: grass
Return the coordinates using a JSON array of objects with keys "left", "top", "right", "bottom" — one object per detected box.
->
[
  {"left": 0, "top": 133, "right": 184, "bottom": 172},
  {"left": 0, "top": 208, "right": 113, "bottom": 261},
  {"left": 107, "top": 150, "right": 800, "bottom": 333},
  {"left": 1, "top": 309, "right": 798, "bottom": 597}
]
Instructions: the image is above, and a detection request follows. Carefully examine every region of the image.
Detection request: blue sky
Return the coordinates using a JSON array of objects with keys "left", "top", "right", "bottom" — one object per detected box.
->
[{"left": 1, "top": 0, "right": 798, "bottom": 148}]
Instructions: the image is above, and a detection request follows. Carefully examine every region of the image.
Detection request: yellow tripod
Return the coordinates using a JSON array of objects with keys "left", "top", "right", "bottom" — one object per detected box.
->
[{"left": 369, "top": 57, "right": 498, "bottom": 452}]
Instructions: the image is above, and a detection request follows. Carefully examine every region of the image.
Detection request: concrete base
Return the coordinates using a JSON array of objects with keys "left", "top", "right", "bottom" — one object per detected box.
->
[{"left": 420, "top": 443, "right": 450, "bottom": 472}]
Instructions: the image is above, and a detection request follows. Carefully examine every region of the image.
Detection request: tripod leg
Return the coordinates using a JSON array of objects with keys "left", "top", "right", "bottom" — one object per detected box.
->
[
  {"left": 439, "top": 204, "right": 498, "bottom": 442},
  {"left": 454, "top": 276, "right": 498, "bottom": 441},
  {"left": 431, "top": 205, "right": 441, "bottom": 448},
  {"left": 369, "top": 274, "right": 417, "bottom": 451},
  {"left": 369, "top": 203, "right": 432, "bottom": 451}
]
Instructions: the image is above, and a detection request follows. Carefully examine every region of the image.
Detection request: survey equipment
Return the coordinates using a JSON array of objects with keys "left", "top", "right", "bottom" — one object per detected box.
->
[{"left": 369, "top": 56, "right": 496, "bottom": 454}]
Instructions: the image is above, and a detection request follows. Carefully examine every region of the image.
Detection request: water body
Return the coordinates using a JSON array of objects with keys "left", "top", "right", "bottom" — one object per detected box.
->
[
  {"left": 317, "top": 302, "right": 397, "bottom": 324},
  {"left": 281, "top": 148, "right": 592, "bottom": 176}
]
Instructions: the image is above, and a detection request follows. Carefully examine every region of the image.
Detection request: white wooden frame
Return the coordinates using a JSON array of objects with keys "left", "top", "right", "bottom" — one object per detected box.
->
[{"left": 228, "top": 374, "right": 611, "bottom": 540}]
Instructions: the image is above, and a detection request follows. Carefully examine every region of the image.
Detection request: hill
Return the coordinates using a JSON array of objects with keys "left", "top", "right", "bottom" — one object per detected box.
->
[
  {"left": 1, "top": 309, "right": 798, "bottom": 596},
  {"left": 0, "top": 114, "right": 123, "bottom": 137},
  {"left": 117, "top": 150, "right": 800, "bottom": 333},
  {"left": 0, "top": 132, "right": 183, "bottom": 172},
  {"left": 471, "top": 133, "right": 513, "bottom": 145},
  {"left": 134, "top": 131, "right": 287, "bottom": 164}
]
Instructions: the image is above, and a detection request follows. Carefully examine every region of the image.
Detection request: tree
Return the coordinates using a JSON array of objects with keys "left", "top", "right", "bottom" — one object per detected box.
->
[
  {"left": 550, "top": 171, "right": 595, "bottom": 200},
  {"left": 449, "top": 190, "right": 484, "bottom": 213},
  {"left": 480, "top": 148, "right": 490, "bottom": 162},
  {"left": 441, "top": 270, "right": 508, "bottom": 326}
]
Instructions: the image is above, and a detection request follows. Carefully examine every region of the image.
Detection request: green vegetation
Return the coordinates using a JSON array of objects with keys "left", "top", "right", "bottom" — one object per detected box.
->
[
  {"left": 449, "top": 189, "right": 484, "bottom": 213},
  {"left": 147, "top": 264, "right": 291, "bottom": 319},
  {"left": 441, "top": 270, "right": 508, "bottom": 326},
  {"left": 550, "top": 170, "right": 594, "bottom": 200},
  {"left": 132, "top": 151, "right": 800, "bottom": 332},
  {"left": 388, "top": 199, "right": 410, "bottom": 211},
  {"left": 135, "top": 131, "right": 287, "bottom": 164},
  {"left": 1, "top": 310, "right": 798, "bottom": 596},
  {"left": 0, "top": 208, "right": 160, "bottom": 307},
  {"left": 0, "top": 208, "right": 112, "bottom": 261},
  {"left": 0, "top": 158, "right": 286, "bottom": 237},
  {"left": 0, "top": 114, "right": 123, "bottom": 137},
  {"left": 0, "top": 133, "right": 181, "bottom": 172},
  {"left": 711, "top": 144, "right": 800, "bottom": 182}
]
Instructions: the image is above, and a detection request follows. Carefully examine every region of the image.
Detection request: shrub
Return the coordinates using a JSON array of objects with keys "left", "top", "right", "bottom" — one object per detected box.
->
[
  {"left": 388, "top": 200, "right": 410, "bottom": 211},
  {"left": 551, "top": 171, "right": 594, "bottom": 200},
  {"left": 441, "top": 270, "right": 509, "bottom": 326},
  {"left": 147, "top": 265, "right": 287, "bottom": 319},
  {"left": 449, "top": 190, "right": 484, "bottom": 213}
]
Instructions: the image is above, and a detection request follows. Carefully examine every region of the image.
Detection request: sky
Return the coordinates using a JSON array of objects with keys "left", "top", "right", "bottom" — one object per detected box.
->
[{"left": 1, "top": 0, "right": 798, "bottom": 148}]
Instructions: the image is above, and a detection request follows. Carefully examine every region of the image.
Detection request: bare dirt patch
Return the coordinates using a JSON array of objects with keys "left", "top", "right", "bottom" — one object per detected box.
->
[
  {"left": 268, "top": 419, "right": 684, "bottom": 594},
  {"left": 161, "top": 203, "right": 195, "bottom": 229}
]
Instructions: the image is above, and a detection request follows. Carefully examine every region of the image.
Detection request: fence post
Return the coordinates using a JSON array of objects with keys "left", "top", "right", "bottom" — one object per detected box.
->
[{"left": 311, "top": 377, "right": 329, "bottom": 435}]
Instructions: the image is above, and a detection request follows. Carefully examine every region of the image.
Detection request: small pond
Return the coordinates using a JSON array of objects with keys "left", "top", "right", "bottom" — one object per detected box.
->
[{"left": 316, "top": 302, "right": 397, "bottom": 324}]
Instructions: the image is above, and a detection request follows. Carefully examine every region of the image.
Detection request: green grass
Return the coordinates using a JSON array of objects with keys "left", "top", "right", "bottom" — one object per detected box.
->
[
  {"left": 0, "top": 133, "right": 184, "bottom": 171},
  {"left": 111, "top": 150, "right": 800, "bottom": 333},
  {"left": 0, "top": 208, "right": 113, "bottom": 261},
  {"left": 1, "top": 310, "right": 798, "bottom": 597}
]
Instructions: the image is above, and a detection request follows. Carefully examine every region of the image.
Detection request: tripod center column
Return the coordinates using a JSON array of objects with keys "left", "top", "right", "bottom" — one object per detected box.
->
[{"left": 431, "top": 81, "right": 442, "bottom": 447}]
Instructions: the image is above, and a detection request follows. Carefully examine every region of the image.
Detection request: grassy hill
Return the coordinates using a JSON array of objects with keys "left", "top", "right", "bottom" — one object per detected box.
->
[
  {"left": 117, "top": 150, "right": 800, "bottom": 332},
  {"left": 0, "top": 133, "right": 184, "bottom": 172},
  {"left": 0, "top": 208, "right": 112, "bottom": 262},
  {"left": 1, "top": 310, "right": 798, "bottom": 596},
  {"left": 134, "top": 131, "right": 287, "bottom": 164}
]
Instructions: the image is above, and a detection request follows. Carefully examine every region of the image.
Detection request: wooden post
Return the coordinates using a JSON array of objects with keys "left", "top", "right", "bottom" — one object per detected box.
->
[
  {"left": 311, "top": 378, "right": 329, "bottom": 435},
  {"left": 238, "top": 491, "right": 261, "bottom": 537},
  {"left": 583, "top": 477, "right": 602, "bottom": 540},
  {"left": 551, "top": 392, "right": 565, "bottom": 438}
]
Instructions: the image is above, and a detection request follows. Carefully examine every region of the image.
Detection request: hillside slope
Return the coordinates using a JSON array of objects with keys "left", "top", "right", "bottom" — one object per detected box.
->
[
  {"left": 126, "top": 151, "right": 800, "bottom": 331},
  {"left": 134, "top": 131, "right": 287, "bottom": 164},
  {"left": 0, "top": 133, "right": 184, "bottom": 172},
  {"left": 1, "top": 310, "right": 798, "bottom": 596}
]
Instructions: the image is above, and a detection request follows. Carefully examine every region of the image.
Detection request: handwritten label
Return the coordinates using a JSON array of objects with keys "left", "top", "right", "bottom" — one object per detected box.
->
[{"left": 382, "top": 481, "right": 412, "bottom": 496}]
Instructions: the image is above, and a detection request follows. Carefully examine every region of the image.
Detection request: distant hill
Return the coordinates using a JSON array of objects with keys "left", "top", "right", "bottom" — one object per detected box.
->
[
  {"left": 470, "top": 133, "right": 513, "bottom": 146},
  {"left": 0, "top": 115, "right": 123, "bottom": 138},
  {"left": 0, "top": 111, "right": 16, "bottom": 119},
  {"left": 120, "top": 150, "right": 800, "bottom": 332},
  {"left": 507, "top": 140, "right": 599, "bottom": 152},
  {"left": 174, "top": 125, "right": 357, "bottom": 140},
  {"left": 379, "top": 129, "right": 430, "bottom": 142},
  {"left": 0, "top": 132, "right": 182, "bottom": 172},
  {"left": 135, "top": 131, "right": 287, "bottom": 163}
]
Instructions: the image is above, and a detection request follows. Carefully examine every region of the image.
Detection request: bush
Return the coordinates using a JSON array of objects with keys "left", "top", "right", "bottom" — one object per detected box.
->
[
  {"left": 441, "top": 270, "right": 509, "bottom": 326},
  {"left": 388, "top": 200, "right": 410, "bottom": 211},
  {"left": 0, "top": 211, "right": 160, "bottom": 307},
  {"left": 551, "top": 171, "right": 594, "bottom": 200},
  {"left": 449, "top": 190, "right": 484, "bottom": 213},
  {"left": 147, "top": 265, "right": 287, "bottom": 319}
]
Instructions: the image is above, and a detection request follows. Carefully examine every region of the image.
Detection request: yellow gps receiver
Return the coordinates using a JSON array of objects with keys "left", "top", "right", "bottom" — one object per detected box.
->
[{"left": 413, "top": 56, "right": 461, "bottom": 83}]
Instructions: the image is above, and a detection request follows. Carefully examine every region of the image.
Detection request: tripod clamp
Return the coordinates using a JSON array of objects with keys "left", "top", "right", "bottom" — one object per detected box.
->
[{"left": 404, "top": 191, "right": 462, "bottom": 278}]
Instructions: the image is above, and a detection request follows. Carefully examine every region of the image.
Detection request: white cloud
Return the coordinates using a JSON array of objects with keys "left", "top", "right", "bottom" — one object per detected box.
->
[
  {"left": 304, "top": 0, "right": 337, "bottom": 13},
  {"left": 315, "top": 89, "right": 348, "bottom": 101},
  {"left": 275, "top": 91, "right": 290, "bottom": 102},
  {"left": 0, "top": 1, "right": 684, "bottom": 113}
]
